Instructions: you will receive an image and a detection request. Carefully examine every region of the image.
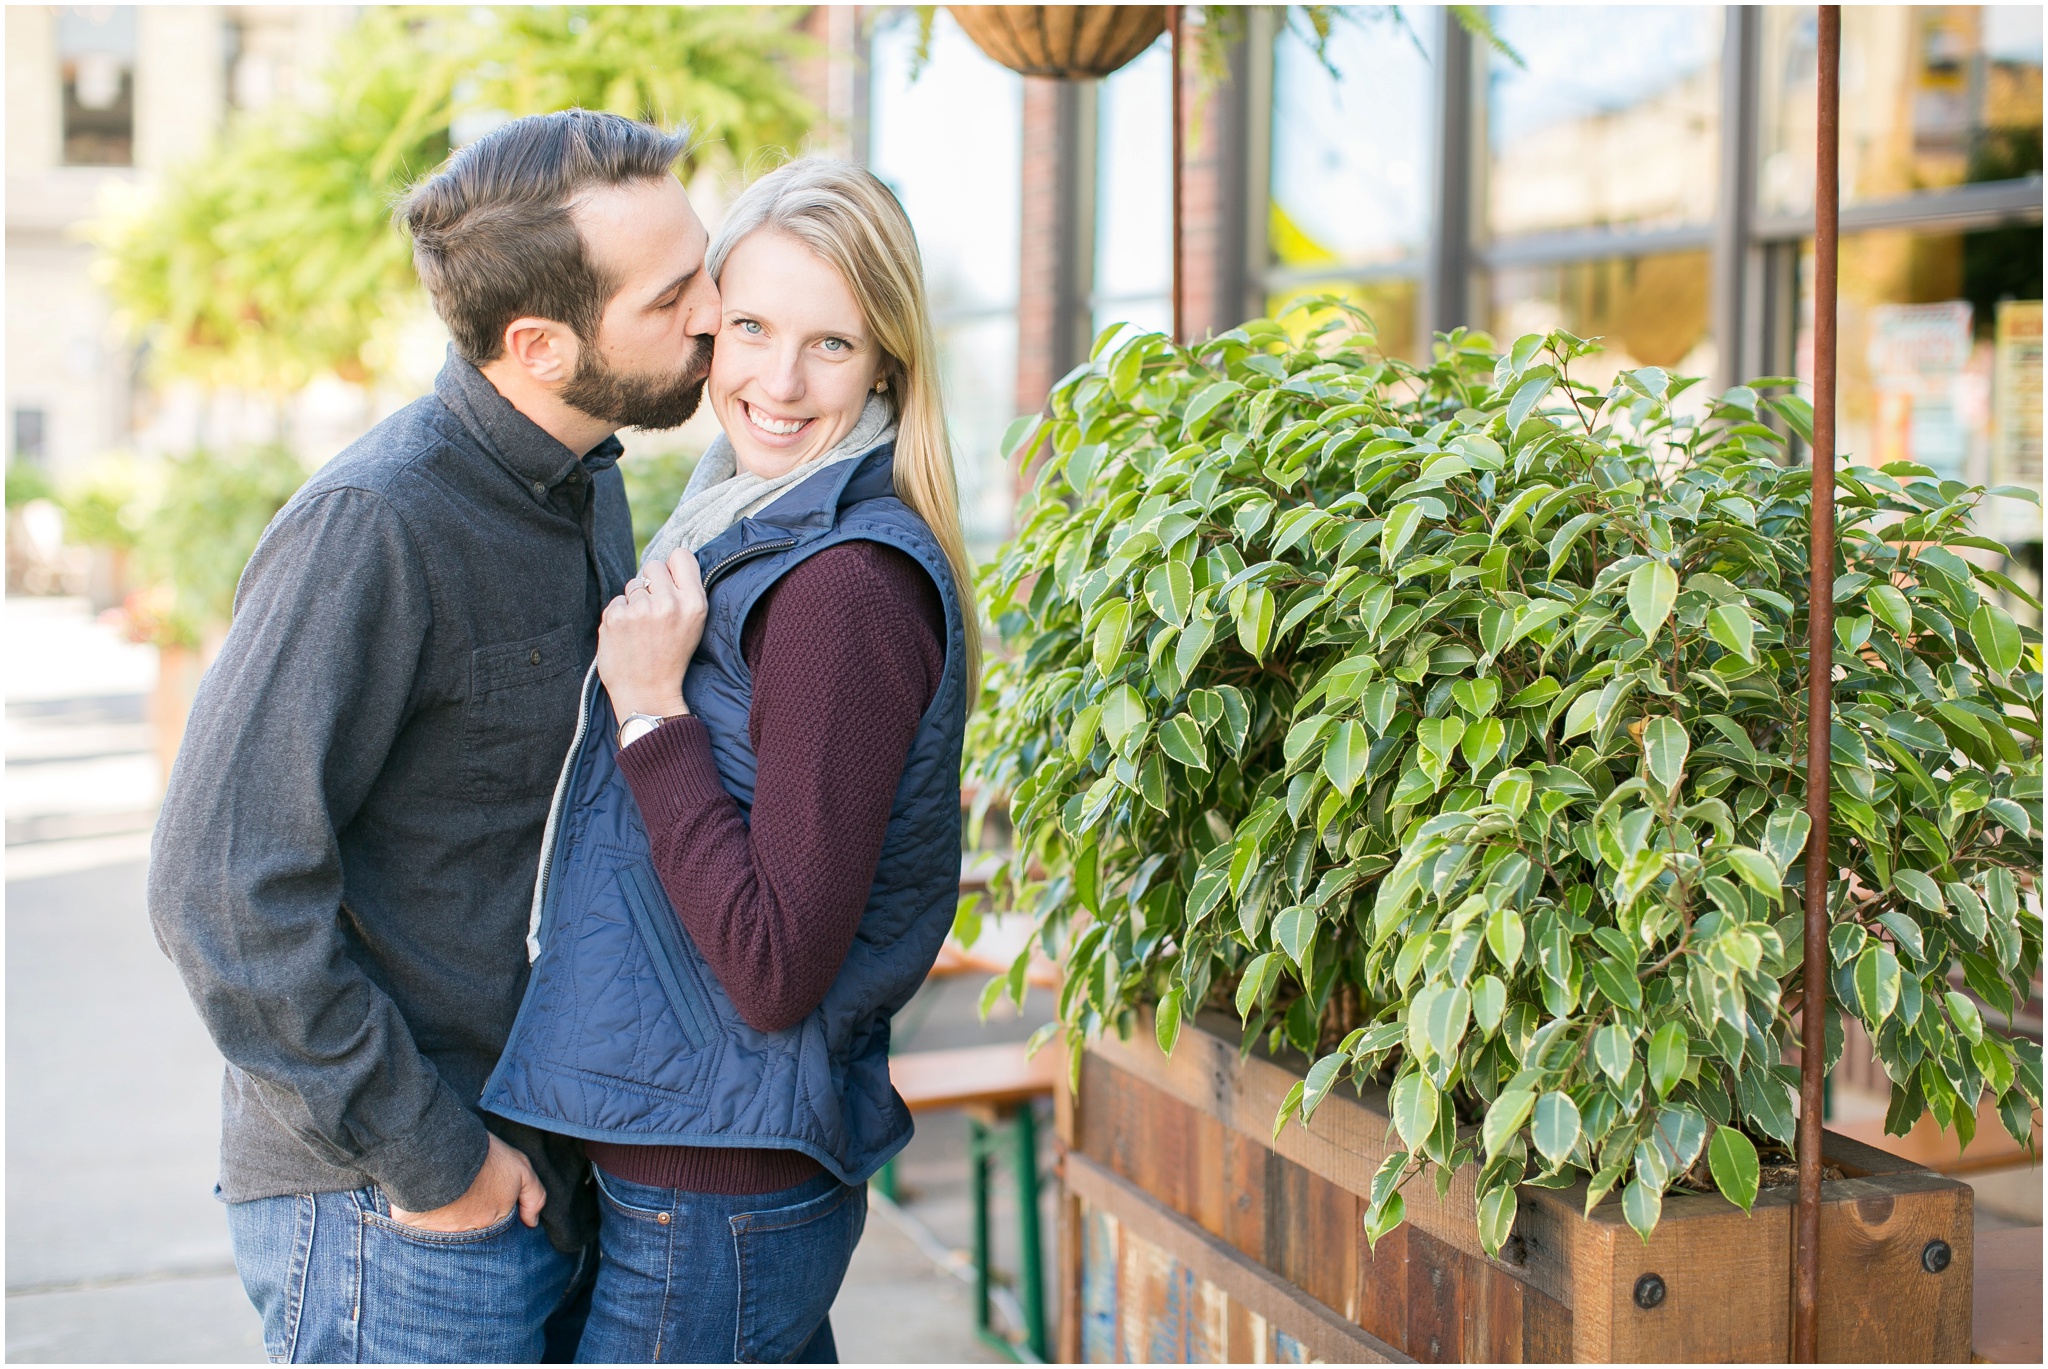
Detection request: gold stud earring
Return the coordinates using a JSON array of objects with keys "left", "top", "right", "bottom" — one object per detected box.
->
[{"left": 873, "top": 377, "right": 888, "bottom": 393}]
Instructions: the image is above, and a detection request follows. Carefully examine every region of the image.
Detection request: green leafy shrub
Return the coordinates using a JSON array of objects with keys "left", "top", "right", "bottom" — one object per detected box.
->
[
  {"left": 966, "top": 307, "right": 2043, "bottom": 1253},
  {"left": 135, "top": 446, "right": 309, "bottom": 647}
]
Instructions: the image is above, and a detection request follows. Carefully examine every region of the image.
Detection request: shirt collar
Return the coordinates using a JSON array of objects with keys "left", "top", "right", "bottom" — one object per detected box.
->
[{"left": 434, "top": 346, "right": 623, "bottom": 500}]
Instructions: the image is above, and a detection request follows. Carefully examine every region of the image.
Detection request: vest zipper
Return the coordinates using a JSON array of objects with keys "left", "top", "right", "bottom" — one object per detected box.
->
[
  {"left": 703, "top": 536, "right": 797, "bottom": 590},
  {"left": 526, "top": 659, "right": 602, "bottom": 962}
]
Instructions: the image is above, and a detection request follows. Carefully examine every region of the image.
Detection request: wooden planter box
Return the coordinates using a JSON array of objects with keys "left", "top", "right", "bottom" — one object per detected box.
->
[{"left": 1055, "top": 1010, "right": 1974, "bottom": 1363}]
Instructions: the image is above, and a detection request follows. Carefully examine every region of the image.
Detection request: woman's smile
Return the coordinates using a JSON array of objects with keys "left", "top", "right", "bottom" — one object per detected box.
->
[{"left": 737, "top": 398, "right": 816, "bottom": 443}]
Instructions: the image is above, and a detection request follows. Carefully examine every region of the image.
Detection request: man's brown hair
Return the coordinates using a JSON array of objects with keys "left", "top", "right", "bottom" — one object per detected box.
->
[{"left": 399, "top": 110, "right": 689, "bottom": 364}]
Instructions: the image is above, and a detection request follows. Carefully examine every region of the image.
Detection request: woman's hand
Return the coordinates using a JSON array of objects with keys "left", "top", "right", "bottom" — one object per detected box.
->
[{"left": 597, "top": 547, "right": 706, "bottom": 721}]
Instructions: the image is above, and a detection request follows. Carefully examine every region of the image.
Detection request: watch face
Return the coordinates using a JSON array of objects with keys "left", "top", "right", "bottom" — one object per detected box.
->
[{"left": 619, "top": 717, "right": 657, "bottom": 750}]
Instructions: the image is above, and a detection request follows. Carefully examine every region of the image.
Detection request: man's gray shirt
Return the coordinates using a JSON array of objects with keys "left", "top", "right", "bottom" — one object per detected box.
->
[{"left": 148, "top": 351, "right": 636, "bottom": 1251}]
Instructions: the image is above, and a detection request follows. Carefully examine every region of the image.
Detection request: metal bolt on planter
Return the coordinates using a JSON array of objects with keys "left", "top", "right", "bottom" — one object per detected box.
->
[
  {"left": 1922, "top": 1240, "right": 1953, "bottom": 1274},
  {"left": 1634, "top": 1274, "right": 1668, "bottom": 1311}
]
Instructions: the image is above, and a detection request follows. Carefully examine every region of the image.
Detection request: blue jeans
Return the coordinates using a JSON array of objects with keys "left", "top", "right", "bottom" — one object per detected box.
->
[
  {"left": 575, "top": 1166, "right": 865, "bottom": 1364},
  {"left": 225, "top": 1185, "right": 590, "bottom": 1363}
]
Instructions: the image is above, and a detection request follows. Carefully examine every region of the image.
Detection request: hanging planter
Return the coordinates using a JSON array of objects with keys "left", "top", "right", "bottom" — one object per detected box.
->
[{"left": 947, "top": 5, "right": 1165, "bottom": 79}]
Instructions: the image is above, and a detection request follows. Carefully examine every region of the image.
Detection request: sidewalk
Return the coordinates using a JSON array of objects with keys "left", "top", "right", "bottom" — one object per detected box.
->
[{"left": 3, "top": 595, "right": 1036, "bottom": 1363}]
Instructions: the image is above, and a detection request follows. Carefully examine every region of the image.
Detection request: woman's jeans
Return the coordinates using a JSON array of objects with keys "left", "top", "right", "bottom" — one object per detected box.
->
[
  {"left": 224, "top": 1185, "right": 591, "bottom": 1363},
  {"left": 575, "top": 1166, "right": 866, "bottom": 1364}
]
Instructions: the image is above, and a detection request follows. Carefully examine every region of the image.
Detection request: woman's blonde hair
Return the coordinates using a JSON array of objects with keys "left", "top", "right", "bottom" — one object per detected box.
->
[{"left": 707, "top": 157, "right": 981, "bottom": 702}]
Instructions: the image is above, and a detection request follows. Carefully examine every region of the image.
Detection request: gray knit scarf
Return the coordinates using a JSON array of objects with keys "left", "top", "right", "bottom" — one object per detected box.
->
[{"left": 640, "top": 392, "right": 897, "bottom": 568}]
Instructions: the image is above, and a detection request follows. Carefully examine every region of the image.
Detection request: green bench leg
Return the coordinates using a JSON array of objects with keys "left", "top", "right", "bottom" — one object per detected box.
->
[
  {"left": 967, "top": 1105, "right": 1048, "bottom": 1363},
  {"left": 1012, "top": 1100, "right": 1048, "bottom": 1361}
]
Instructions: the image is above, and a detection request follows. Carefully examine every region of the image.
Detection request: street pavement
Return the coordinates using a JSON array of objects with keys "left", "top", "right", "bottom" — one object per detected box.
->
[{"left": 4, "top": 595, "right": 1046, "bottom": 1363}]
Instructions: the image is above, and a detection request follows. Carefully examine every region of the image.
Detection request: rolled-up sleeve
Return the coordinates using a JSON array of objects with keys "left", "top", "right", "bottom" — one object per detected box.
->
[{"left": 147, "top": 485, "right": 488, "bottom": 1213}]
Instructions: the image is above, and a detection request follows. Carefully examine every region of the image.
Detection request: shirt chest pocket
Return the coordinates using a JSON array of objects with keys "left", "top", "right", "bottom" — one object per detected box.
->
[{"left": 464, "top": 624, "right": 585, "bottom": 801}]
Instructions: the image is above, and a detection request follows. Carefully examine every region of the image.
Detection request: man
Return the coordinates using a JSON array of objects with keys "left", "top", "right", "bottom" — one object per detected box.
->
[{"left": 148, "top": 110, "right": 720, "bottom": 1363}]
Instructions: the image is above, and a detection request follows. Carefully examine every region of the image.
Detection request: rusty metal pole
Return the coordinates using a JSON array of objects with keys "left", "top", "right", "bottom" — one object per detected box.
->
[
  {"left": 1794, "top": 7, "right": 1841, "bottom": 1363},
  {"left": 1166, "top": 4, "right": 1184, "bottom": 344}
]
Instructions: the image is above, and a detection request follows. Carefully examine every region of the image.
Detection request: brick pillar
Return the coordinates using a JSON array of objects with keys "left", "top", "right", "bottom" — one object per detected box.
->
[
  {"left": 1175, "top": 11, "right": 1265, "bottom": 341},
  {"left": 1015, "top": 78, "right": 1097, "bottom": 416}
]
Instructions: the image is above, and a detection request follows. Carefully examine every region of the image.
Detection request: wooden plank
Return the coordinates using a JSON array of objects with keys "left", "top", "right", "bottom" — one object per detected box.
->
[
  {"left": 1093, "top": 1011, "right": 1582, "bottom": 1309},
  {"left": 1404, "top": 1224, "right": 1466, "bottom": 1363},
  {"left": 1973, "top": 1226, "right": 2042, "bottom": 1364},
  {"left": 890, "top": 1041, "right": 1058, "bottom": 1112},
  {"left": 1263, "top": 1148, "right": 1363, "bottom": 1325},
  {"left": 1068, "top": 1151, "right": 1416, "bottom": 1364},
  {"left": 1575, "top": 1167, "right": 1975, "bottom": 1362},
  {"left": 1088, "top": 1013, "right": 1977, "bottom": 1363},
  {"left": 1354, "top": 1214, "right": 1411, "bottom": 1352}
]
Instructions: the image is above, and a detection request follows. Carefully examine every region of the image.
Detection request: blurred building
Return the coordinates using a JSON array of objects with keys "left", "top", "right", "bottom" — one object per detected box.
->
[
  {"left": 8, "top": 6, "right": 2042, "bottom": 567},
  {"left": 867, "top": 6, "right": 2041, "bottom": 564},
  {"left": 5, "top": 6, "right": 356, "bottom": 485}
]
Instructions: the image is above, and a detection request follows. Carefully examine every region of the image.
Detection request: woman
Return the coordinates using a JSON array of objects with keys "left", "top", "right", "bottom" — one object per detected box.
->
[{"left": 481, "top": 158, "right": 980, "bottom": 1362}]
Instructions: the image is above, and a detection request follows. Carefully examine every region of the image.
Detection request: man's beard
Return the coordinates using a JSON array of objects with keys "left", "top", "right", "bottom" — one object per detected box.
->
[{"left": 559, "top": 334, "right": 710, "bottom": 431}]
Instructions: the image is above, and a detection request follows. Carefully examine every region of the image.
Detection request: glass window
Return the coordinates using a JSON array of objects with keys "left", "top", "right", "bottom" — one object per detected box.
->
[
  {"left": 1793, "top": 228, "right": 2012, "bottom": 489},
  {"left": 1488, "top": 249, "right": 1715, "bottom": 389},
  {"left": 1093, "top": 37, "right": 1172, "bottom": 343},
  {"left": 1266, "top": 13, "right": 1434, "bottom": 358},
  {"left": 13, "top": 408, "right": 48, "bottom": 464},
  {"left": 58, "top": 6, "right": 136, "bottom": 167},
  {"left": 1484, "top": 7, "right": 1722, "bottom": 236},
  {"left": 869, "top": 11, "right": 1023, "bottom": 556},
  {"left": 1761, "top": 6, "right": 2046, "bottom": 217}
]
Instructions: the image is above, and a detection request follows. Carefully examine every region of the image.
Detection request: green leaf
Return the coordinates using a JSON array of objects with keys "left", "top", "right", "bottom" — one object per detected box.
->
[
  {"left": 1415, "top": 983, "right": 1472, "bottom": 1063},
  {"left": 1593, "top": 1023, "right": 1634, "bottom": 1085},
  {"left": 1483, "top": 1088, "right": 1537, "bottom": 1159},
  {"left": 1642, "top": 716, "right": 1689, "bottom": 793},
  {"left": 1235, "top": 952, "right": 1280, "bottom": 1018},
  {"left": 1867, "top": 582, "right": 1914, "bottom": 640},
  {"left": 1100, "top": 683, "right": 1146, "bottom": 746},
  {"left": 1155, "top": 986, "right": 1185, "bottom": 1055},
  {"left": 1969, "top": 602, "right": 2023, "bottom": 675},
  {"left": 1944, "top": 990, "right": 1983, "bottom": 1044},
  {"left": 1892, "top": 869, "right": 1946, "bottom": 913},
  {"left": 1477, "top": 1182, "right": 1518, "bottom": 1259},
  {"left": 1854, "top": 944, "right": 1902, "bottom": 1025},
  {"left": 1323, "top": 720, "right": 1373, "bottom": 797},
  {"left": 1486, "top": 905, "right": 1525, "bottom": 970},
  {"left": 1622, "top": 1178, "right": 1662, "bottom": 1243},
  {"left": 1724, "top": 847, "right": 1783, "bottom": 903},
  {"left": 1093, "top": 599, "right": 1131, "bottom": 674},
  {"left": 1532, "top": 1091, "right": 1581, "bottom": 1166},
  {"left": 1381, "top": 501, "right": 1425, "bottom": 563},
  {"left": 1275, "top": 1079, "right": 1307, "bottom": 1140},
  {"left": 1174, "top": 614, "right": 1217, "bottom": 680},
  {"left": 1159, "top": 715, "right": 1209, "bottom": 771},
  {"left": 1364, "top": 1190, "right": 1406, "bottom": 1251},
  {"left": 1648, "top": 1023, "right": 1689, "bottom": 1098},
  {"left": 1237, "top": 586, "right": 1275, "bottom": 661},
  {"left": 1273, "top": 904, "right": 1315, "bottom": 967},
  {"left": 1707, "top": 1125, "right": 1759, "bottom": 1213},
  {"left": 1390, "top": 1070, "right": 1439, "bottom": 1150},
  {"left": 1706, "top": 603, "right": 1756, "bottom": 662},
  {"left": 1627, "top": 560, "right": 1679, "bottom": 639},
  {"left": 1455, "top": 970, "right": 1502, "bottom": 1036},
  {"left": 1146, "top": 561, "right": 1194, "bottom": 627}
]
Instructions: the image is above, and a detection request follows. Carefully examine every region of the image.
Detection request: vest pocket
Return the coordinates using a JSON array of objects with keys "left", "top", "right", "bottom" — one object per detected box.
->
[{"left": 616, "top": 861, "right": 717, "bottom": 1052}]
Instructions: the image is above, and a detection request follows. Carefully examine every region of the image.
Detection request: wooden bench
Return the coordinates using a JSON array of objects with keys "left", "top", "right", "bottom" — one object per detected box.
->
[
  {"left": 1830, "top": 1094, "right": 2042, "bottom": 1175},
  {"left": 885, "top": 1043, "right": 1060, "bottom": 1363}
]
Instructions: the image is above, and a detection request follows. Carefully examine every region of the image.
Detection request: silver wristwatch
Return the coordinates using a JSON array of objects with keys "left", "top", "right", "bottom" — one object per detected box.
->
[{"left": 617, "top": 710, "right": 684, "bottom": 751}]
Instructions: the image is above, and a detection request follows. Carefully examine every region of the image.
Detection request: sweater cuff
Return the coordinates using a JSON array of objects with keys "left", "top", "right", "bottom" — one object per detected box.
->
[
  {"left": 357, "top": 1079, "right": 491, "bottom": 1213},
  {"left": 616, "top": 714, "right": 728, "bottom": 834}
]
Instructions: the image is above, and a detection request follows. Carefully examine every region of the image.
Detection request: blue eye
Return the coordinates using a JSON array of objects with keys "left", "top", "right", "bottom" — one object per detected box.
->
[
  {"left": 822, "top": 337, "right": 847, "bottom": 352},
  {"left": 737, "top": 319, "right": 763, "bottom": 335}
]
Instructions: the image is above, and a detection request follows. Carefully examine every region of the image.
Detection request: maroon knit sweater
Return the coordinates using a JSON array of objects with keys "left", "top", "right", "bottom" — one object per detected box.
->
[{"left": 587, "top": 540, "right": 946, "bottom": 1194}]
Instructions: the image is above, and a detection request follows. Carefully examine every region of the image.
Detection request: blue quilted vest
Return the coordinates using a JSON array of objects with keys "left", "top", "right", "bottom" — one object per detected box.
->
[{"left": 481, "top": 442, "right": 967, "bottom": 1184}]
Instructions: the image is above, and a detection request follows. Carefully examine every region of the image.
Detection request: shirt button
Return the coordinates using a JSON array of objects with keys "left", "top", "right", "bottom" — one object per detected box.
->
[
  {"left": 532, "top": 481, "right": 546, "bottom": 496},
  {"left": 530, "top": 649, "right": 542, "bottom": 666},
  {"left": 656, "top": 1212, "right": 671, "bottom": 1225}
]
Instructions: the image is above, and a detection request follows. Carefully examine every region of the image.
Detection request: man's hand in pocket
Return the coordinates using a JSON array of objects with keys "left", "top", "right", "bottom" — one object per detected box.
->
[{"left": 388, "top": 1133, "right": 545, "bottom": 1232}]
